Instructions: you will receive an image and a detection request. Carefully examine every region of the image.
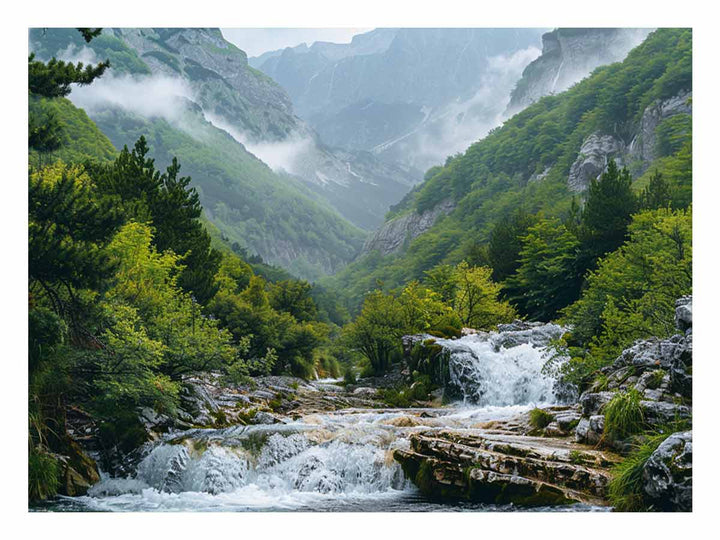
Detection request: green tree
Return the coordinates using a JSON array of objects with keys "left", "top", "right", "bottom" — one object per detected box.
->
[
  {"left": 505, "top": 218, "right": 581, "bottom": 320},
  {"left": 89, "top": 137, "right": 221, "bottom": 303},
  {"left": 268, "top": 280, "right": 318, "bottom": 322},
  {"left": 562, "top": 207, "right": 692, "bottom": 383},
  {"left": 639, "top": 171, "right": 672, "bottom": 210},
  {"left": 486, "top": 208, "right": 537, "bottom": 282},
  {"left": 576, "top": 160, "right": 638, "bottom": 276}
]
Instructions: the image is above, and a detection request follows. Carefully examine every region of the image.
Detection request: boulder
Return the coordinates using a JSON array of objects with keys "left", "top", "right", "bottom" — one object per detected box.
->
[{"left": 643, "top": 431, "right": 692, "bottom": 511}]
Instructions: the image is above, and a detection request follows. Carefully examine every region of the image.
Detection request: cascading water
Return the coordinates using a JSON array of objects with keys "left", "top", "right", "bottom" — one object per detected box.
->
[
  {"left": 437, "top": 322, "right": 568, "bottom": 406},
  {"left": 51, "top": 323, "right": 574, "bottom": 512}
]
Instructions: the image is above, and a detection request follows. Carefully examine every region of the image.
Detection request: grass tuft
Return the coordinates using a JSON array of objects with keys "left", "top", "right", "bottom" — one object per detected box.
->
[
  {"left": 608, "top": 432, "right": 669, "bottom": 511},
  {"left": 603, "top": 389, "right": 645, "bottom": 440},
  {"left": 529, "top": 408, "right": 554, "bottom": 429}
]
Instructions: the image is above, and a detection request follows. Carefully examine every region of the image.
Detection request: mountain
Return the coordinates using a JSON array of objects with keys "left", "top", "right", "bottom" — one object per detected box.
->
[
  {"left": 251, "top": 28, "right": 547, "bottom": 172},
  {"left": 29, "top": 28, "right": 369, "bottom": 280},
  {"left": 506, "top": 28, "right": 653, "bottom": 114},
  {"left": 325, "top": 28, "right": 692, "bottom": 308}
]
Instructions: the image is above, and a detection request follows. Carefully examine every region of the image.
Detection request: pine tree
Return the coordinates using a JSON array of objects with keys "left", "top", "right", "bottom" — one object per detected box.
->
[{"left": 576, "top": 160, "right": 638, "bottom": 278}]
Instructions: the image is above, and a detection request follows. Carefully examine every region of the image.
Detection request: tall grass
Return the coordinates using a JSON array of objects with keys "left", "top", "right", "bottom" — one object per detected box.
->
[{"left": 603, "top": 389, "right": 645, "bottom": 440}]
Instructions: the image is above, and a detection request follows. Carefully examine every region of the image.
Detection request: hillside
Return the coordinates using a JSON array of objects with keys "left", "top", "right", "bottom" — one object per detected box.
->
[
  {"left": 325, "top": 28, "right": 692, "bottom": 308},
  {"left": 29, "top": 28, "right": 372, "bottom": 280}
]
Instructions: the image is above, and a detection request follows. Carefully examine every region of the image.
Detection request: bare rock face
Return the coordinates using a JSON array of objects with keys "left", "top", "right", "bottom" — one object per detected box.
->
[
  {"left": 628, "top": 91, "right": 692, "bottom": 166},
  {"left": 566, "top": 91, "right": 691, "bottom": 193},
  {"left": 507, "top": 28, "right": 652, "bottom": 114},
  {"left": 567, "top": 133, "right": 627, "bottom": 192},
  {"left": 362, "top": 199, "right": 455, "bottom": 256},
  {"left": 643, "top": 431, "right": 692, "bottom": 511}
]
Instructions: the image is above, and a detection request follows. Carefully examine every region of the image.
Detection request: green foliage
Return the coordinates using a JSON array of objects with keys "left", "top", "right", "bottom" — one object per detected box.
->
[
  {"left": 562, "top": 207, "right": 691, "bottom": 377},
  {"left": 28, "top": 444, "right": 61, "bottom": 501},
  {"left": 28, "top": 53, "right": 110, "bottom": 98},
  {"left": 603, "top": 389, "right": 646, "bottom": 441},
  {"left": 529, "top": 408, "right": 554, "bottom": 430},
  {"left": 608, "top": 432, "right": 670, "bottom": 511},
  {"left": 505, "top": 217, "right": 581, "bottom": 320},
  {"left": 639, "top": 171, "right": 672, "bottom": 210},
  {"left": 486, "top": 208, "right": 538, "bottom": 282},
  {"left": 87, "top": 137, "right": 222, "bottom": 303},
  {"left": 576, "top": 160, "right": 638, "bottom": 276},
  {"left": 325, "top": 29, "right": 691, "bottom": 311}
]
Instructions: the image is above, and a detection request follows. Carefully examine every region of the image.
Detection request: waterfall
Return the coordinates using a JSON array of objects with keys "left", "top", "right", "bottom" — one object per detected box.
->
[{"left": 436, "top": 322, "right": 568, "bottom": 406}]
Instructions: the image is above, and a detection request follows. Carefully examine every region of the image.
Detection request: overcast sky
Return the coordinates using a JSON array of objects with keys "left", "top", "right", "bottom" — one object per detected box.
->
[{"left": 221, "top": 28, "right": 373, "bottom": 58}]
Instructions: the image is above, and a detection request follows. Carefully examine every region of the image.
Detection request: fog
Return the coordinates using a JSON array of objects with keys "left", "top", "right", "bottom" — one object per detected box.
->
[
  {"left": 203, "top": 111, "right": 316, "bottom": 175},
  {"left": 396, "top": 46, "right": 542, "bottom": 170}
]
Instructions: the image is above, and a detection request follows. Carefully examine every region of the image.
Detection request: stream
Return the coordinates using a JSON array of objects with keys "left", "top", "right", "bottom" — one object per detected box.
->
[{"left": 38, "top": 324, "right": 602, "bottom": 512}]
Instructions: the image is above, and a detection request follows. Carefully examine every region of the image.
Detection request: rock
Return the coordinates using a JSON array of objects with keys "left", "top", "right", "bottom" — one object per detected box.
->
[
  {"left": 579, "top": 392, "right": 614, "bottom": 417},
  {"left": 56, "top": 437, "right": 101, "bottom": 497},
  {"left": 394, "top": 430, "right": 620, "bottom": 506},
  {"left": 252, "top": 411, "right": 284, "bottom": 425},
  {"left": 640, "top": 401, "right": 691, "bottom": 426},
  {"left": 362, "top": 199, "right": 456, "bottom": 256},
  {"left": 352, "top": 387, "right": 378, "bottom": 396},
  {"left": 507, "top": 28, "right": 652, "bottom": 114},
  {"left": 489, "top": 322, "right": 565, "bottom": 350},
  {"left": 555, "top": 411, "right": 581, "bottom": 432},
  {"left": 642, "top": 431, "right": 692, "bottom": 511},
  {"left": 674, "top": 295, "right": 692, "bottom": 333},
  {"left": 568, "top": 132, "right": 627, "bottom": 192},
  {"left": 628, "top": 91, "right": 692, "bottom": 167}
]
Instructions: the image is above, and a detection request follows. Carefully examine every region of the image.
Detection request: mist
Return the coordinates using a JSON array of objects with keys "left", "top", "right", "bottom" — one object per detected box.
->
[
  {"left": 70, "top": 73, "right": 194, "bottom": 124},
  {"left": 203, "top": 111, "right": 316, "bottom": 176},
  {"left": 397, "top": 46, "right": 542, "bottom": 170}
]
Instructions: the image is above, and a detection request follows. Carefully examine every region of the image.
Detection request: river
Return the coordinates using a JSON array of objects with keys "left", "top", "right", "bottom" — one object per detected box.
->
[{"left": 36, "top": 323, "right": 605, "bottom": 512}]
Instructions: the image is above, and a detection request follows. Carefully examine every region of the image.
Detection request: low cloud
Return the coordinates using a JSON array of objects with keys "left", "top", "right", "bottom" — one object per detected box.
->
[
  {"left": 408, "top": 46, "right": 542, "bottom": 169},
  {"left": 70, "top": 74, "right": 194, "bottom": 124},
  {"left": 203, "top": 111, "right": 315, "bottom": 175}
]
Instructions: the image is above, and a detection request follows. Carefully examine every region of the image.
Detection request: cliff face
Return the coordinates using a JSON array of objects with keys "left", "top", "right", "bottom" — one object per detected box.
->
[
  {"left": 362, "top": 199, "right": 456, "bottom": 256},
  {"left": 567, "top": 90, "right": 692, "bottom": 192},
  {"left": 507, "top": 28, "right": 652, "bottom": 114}
]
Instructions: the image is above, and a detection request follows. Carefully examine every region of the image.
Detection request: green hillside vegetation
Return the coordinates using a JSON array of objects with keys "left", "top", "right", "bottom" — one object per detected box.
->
[
  {"left": 88, "top": 105, "right": 365, "bottom": 281},
  {"left": 29, "top": 95, "right": 117, "bottom": 166},
  {"left": 325, "top": 28, "right": 692, "bottom": 309}
]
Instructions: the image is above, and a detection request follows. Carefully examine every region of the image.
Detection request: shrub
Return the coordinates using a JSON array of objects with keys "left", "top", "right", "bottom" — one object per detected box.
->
[
  {"left": 646, "top": 370, "right": 665, "bottom": 390},
  {"left": 343, "top": 367, "right": 357, "bottom": 386},
  {"left": 603, "top": 389, "right": 645, "bottom": 441},
  {"left": 529, "top": 408, "right": 554, "bottom": 429}
]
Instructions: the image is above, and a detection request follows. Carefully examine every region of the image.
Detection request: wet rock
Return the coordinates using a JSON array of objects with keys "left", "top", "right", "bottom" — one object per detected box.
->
[
  {"left": 252, "top": 411, "right": 284, "bottom": 425},
  {"left": 490, "top": 322, "right": 565, "bottom": 350},
  {"left": 643, "top": 431, "right": 692, "bottom": 511},
  {"left": 56, "top": 437, "right": 101, "bottom": 496}
]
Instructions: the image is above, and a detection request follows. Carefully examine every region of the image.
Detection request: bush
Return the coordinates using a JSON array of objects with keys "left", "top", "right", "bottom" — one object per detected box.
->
[
  {"left": 603, "top": 389, "right": 645, "bottom": 441},
  {"left": 529, "top": 408, "right": 554, "bottom": 429},
  {"left": 343, "top": 367, "right": 357, "bottom": 386}
]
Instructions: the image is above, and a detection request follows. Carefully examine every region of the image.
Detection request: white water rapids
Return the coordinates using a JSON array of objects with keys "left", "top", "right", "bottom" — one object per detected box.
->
[{"left": 49, "top": 324, "right": 585, "bottom": 512}]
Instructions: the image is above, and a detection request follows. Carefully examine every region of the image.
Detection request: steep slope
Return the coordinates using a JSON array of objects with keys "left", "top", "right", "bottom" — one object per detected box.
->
[
  {"left": 30, "top": 27, "right": 416, "bottom": 232},
  {"left": 325, "top": 29, "right": 691, "bottom": 308},
  {"left": 506, "top": 28, "right": 652, "bottom": 114},
  {"left": 252, "top": 28, "right": 547, "bottom": 171},
  {"left": 29, "top": 28, "right": 366, "bottom": 280}
]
